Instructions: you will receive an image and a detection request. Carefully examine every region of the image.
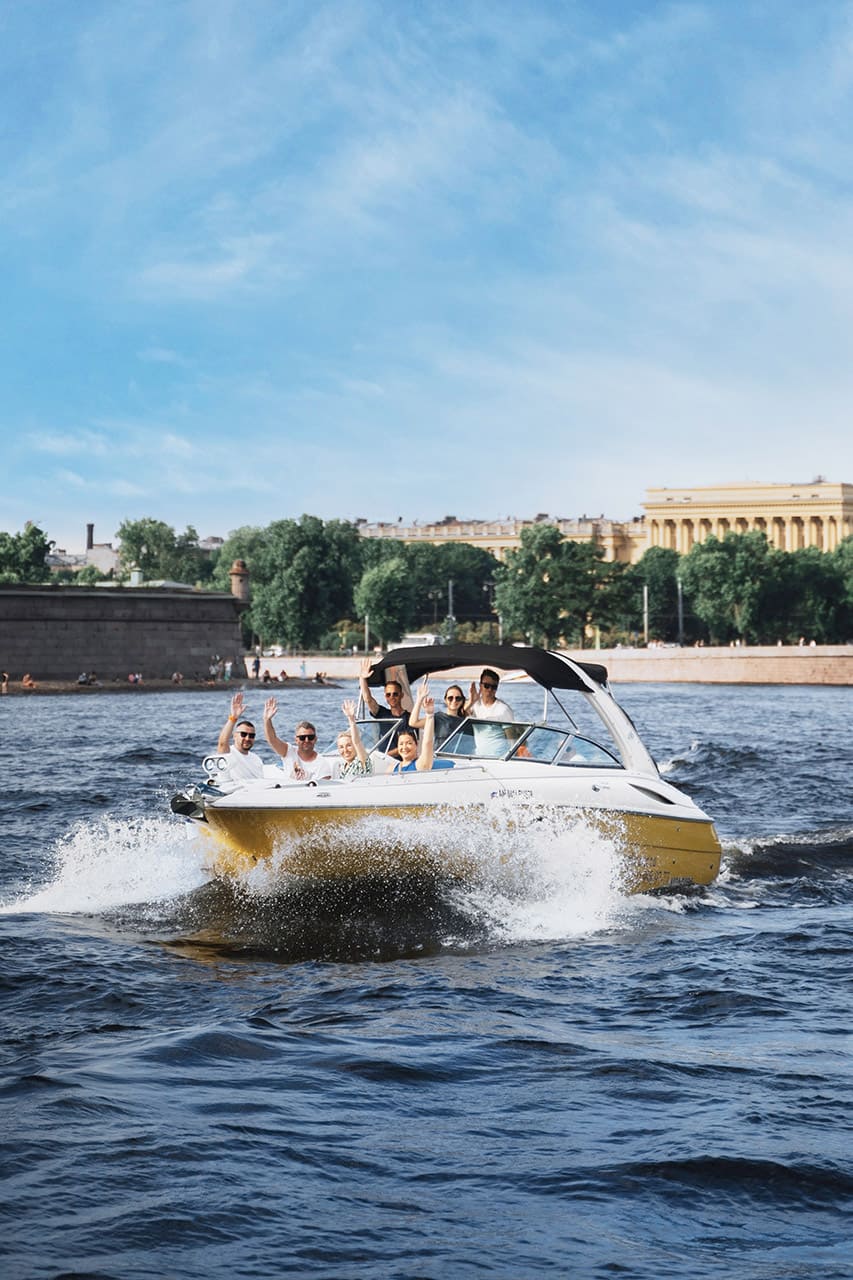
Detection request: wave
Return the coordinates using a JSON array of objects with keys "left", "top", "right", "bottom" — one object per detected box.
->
[
  {"left": 0, "top": 815, "right": 211, "bottom": 916},
  {"left": 658, "top": 739, "right": 763, "bottom": 775},
  {"left": 722, "top": 826, "right": 853, "bottom": 879},
  {"left": 8, "top": 803, "right": 849, "bottom": 961}
]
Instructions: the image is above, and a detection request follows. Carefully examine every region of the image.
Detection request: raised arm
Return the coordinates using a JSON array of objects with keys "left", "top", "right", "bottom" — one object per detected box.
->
[
  {"left": 359, "top": 658, "right": 381, "bottom": 715},
  {"left": 342, "top": 699, "right": 368, "bottom": 766},
  {"left": 415, "top": 696, "right": 436, "bottom": 772},
  {"left": 217, "top": 691, "right": 245, "bottom": 753},
  {"left": 464, "top": 680, "right": 479, "bottom": 715},
  {"left": 407, "top": 678, "right": 431, "bottom": 730},
  {"left": 262, "top": 696, "right": 290, "bottom": 758}
]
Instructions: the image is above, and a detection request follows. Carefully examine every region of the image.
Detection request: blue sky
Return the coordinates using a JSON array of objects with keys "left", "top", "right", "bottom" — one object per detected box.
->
[{"left": 2, "top": 0, "right": 852, "bottom": 553}]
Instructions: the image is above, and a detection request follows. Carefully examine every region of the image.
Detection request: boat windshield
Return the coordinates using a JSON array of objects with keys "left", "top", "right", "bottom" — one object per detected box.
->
[
  {"left": 438, "top": 719, "right": 621, "bottom": 767},
  {"left": 321, "top": 718, "right": 404, "bottom": 759}
]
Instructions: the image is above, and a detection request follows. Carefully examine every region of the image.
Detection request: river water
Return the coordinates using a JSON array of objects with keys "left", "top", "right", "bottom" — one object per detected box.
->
[{"left": 1, "top": 681, "right": 851, "bottom": 1279}]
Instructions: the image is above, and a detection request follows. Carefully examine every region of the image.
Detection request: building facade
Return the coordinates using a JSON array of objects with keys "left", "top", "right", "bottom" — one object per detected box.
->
[
  {"left": 357, "top": 515, "right": 646, "bottom": 563},
  {"left": 0, "top": 583, "right": 247, "bottom": 680},
  {"left": 357, "top": 480, "right": 852, "bottom": 565},
  {"left": 644, "top": 480, "right": 853, "bottom": 555}
]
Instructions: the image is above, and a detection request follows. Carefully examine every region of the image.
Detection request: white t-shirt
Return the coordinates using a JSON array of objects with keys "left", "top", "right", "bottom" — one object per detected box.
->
[
  {"left": 222, "top": 748, "right": 265, "bottom": 782},
  {"left": 469, "top": 697, "right": 515, "bottom": 722},
  {"left": 281, "top": 752, "right": 334, "bottom": 782}
]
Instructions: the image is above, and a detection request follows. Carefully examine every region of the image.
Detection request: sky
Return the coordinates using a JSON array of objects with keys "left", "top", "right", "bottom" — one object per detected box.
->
[{"left": 2, "top": 0, "right": 853, "bottom": 554}]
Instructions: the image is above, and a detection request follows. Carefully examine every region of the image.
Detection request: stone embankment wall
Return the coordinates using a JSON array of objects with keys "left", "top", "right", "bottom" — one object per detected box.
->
[
  {"left": 570, "top": 645, "right": 852, "bottom": 685},
  {"left": 246, "top": 646, "right": 852, "bottom": 686},
  {"left": 0, "top": 585, "right": 246, "bottom": 680}
]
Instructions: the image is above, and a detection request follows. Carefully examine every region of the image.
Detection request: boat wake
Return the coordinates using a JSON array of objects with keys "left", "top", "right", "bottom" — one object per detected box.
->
[
  {"left": 0, "top": 815, "right": 210, "bottom": 916},
  {"left": 1, "top": 809, "right": 640, "bottom": 957},
  {"left": 9, "top": 809, "right": 844, "bottom": 960}
]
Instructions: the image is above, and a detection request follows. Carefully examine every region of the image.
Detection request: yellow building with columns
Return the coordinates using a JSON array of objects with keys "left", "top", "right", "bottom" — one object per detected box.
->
[
  {"left": 357, "top": 480, "right": 852, "bottom": 565},
  {"left": 644, "top": 480, "right": 853, "bottom": 555},
  {"left": 356, "top": 515, "right": 646, "bottom": 563}
]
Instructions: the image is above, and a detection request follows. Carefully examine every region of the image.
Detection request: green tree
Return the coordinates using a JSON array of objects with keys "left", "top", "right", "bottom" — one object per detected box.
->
[
  {"left": 0, "top": 522, "right": 53, "bottom": 583},
  {"left": 624, "top": 547, "right": 683, "bottom": 642},
  {"left": 678, "top": 532, "right": 782, "bottom": 644},
  {"left": 833, "top": 536, "right": 853, "bottom": 640},
  {"left": 246, "top": 517, "right": 363, "bottom": 648},
  {"left": 76, "top": 564, "right": 111, "bottom": 585},
  {"left": 354, "top": 558, "right": 417, "bottom": 646},
  {"left": 556, "top": 540, "right": 611, "bottom": 647},
  {"left": 497, "top": 526, "right": 623, "bottom": 648},
  {"left": 211, "top": 525, "right": 268, "bottom": 590},
  {"left": 116, "top": 517, "right": 210, "bottom": 584},
  {"left": 404, "top": 542, "right": 500, "bottom": 630},
  {"left": 771, "top": 547, "right": 845, "bottom": 644}
]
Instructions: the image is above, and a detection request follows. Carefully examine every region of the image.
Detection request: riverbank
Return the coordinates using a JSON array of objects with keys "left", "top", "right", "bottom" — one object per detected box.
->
[
  {"left": 246, "top": 645, "right": 853, "bottom": 686},
  {"left": 1, "top": 676, "right": 343, "bottom": 697},
  {"left": 3, "top": 644, "right": 849, "bottom": 694}
]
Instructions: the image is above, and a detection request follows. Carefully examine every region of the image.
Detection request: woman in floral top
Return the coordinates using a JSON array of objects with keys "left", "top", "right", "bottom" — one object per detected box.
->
[{"left": 335, "top": 700, "right": 374, "bottom": 779}]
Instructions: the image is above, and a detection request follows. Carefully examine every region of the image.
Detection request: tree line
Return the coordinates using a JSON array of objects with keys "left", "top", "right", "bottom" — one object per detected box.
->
[{"left": 2, "top": 516, "right": 852, "bottom": 649}]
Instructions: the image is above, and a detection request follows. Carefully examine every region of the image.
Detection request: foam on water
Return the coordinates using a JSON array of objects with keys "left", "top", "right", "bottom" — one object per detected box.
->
[
  {"left": 225, "top": 806, "right": 636, "bottom": 945},
  {"left": 2, "top": 801, "right": 717, "bottom": 948},
  {"left": 443, "top": 813, "right": 634, "bottom": 943},
  {"left": 1, "top": 815, "right": 211, "bottom": 915}
]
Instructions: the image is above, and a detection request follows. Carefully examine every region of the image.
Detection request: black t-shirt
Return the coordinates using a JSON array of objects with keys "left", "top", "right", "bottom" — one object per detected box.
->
[{"left": 371, "top": 704, "right": 410, "bottom": 752}]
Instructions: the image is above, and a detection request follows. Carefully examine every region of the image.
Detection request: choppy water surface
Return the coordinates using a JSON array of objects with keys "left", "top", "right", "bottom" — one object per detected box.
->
[{"left": 1, "top": 681, "right": 851, "bottom": 1279}]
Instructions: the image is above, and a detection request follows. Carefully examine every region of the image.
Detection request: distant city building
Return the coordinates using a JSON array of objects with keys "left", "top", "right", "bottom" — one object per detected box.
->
[
  {"left": 356, "top": 514, "right": 646, "bottom": 563},
  {"left": 357, "top": 480, "right": 852, "bottom": 564},
  {"left": 48, "top": 523, "right": 120, "bottom": 575},
  {"left": 645, "top": 479, "right": 853, "bottom": 554},
  {"left": 199, "top": 535, "right": 225, "bottom": 557}
]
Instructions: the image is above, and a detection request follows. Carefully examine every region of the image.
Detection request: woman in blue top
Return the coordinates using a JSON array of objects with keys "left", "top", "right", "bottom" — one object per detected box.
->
[
  {"left": 390, "top": 699, "right": 456, "bottom": 773},
  {"left": 391, "top": 697, "right": 436, "bottom": 773}
]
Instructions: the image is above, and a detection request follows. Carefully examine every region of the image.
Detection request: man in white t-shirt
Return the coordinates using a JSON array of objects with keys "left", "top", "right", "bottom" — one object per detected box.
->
[
  {"left": 465, "top": 667, "right": 515, "bottom": 756},
  {"left": 263, "top": 697, "right": 334, "bottom": 781},
  {"left": 216, "top": 691, "right": 265, "bottom": 782},
  {"left": 466, "top": 668, "right": 515, "bottom": 722}
]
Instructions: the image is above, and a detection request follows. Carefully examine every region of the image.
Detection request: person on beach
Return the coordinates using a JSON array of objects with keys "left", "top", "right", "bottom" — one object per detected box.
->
[
  {"left": 1, "top": 671, "right": 8, "bottom": 695},
  {"left": 332, "top": 700, "right": 374, "bottom": 780},
  {"left": 262, "top": 697, "right": 333, "bottom": 782},
  {"left": 22, "top": 673, "right": 37, "bottom": 689},
  {"left": 216, "top": 690, "right": 265, "bottom": 782},
  {"left": 358, "top": 658, "right": 412, "bottom": 758}
]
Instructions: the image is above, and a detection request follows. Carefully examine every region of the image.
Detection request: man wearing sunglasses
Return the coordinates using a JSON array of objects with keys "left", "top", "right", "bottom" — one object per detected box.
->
[
  {"left": 466, "top": 668, "right": 515, "bottom": 722},
  {"left": 359, "top": 658, "right": 413, "bottom": 759},
  {"left": 263, "top": 698, "right": 333, "bottom": 782},
  {"left": 216, "top": 690, "right": 266, "bottom": 781}
]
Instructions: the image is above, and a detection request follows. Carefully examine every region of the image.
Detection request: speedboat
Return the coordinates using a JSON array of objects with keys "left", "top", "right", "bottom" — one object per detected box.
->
[{"left": 170, "top": 643, "right": 721, "bottom": 893}]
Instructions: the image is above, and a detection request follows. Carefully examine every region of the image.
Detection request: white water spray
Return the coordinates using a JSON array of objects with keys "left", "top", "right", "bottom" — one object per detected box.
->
[{"left": 1, "top": 816, "right": 211, "bottom": 915}]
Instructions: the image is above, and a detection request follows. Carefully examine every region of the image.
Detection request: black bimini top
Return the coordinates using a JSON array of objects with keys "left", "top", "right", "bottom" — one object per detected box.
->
[{"left": 366, "top": 643, "right": 608, "bottom": 693}]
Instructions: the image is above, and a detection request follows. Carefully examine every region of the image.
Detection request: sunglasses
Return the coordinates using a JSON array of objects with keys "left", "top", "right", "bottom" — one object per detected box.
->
[
  {"left": 480, "top": 681, "right": 498, "bottom": 690},
  {"left": 446, "top": 695, "right": 464, "bottom": 702},
  {"left": 296, "top": 733, "right": 316, "bottom": 742},
  {"left": 238, "top": 731, "right": 256, "bottom": 739}
]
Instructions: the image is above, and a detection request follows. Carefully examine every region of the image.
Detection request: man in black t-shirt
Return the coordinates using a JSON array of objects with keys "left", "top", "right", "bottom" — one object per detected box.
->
[{"left": 359, "top": 660, "right": 411, "bottom": 759}]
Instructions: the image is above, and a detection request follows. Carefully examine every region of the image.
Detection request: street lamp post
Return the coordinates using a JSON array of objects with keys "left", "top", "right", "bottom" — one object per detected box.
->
[{"left": 483, "top": 580, "right": 495, "bottom": 642}]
